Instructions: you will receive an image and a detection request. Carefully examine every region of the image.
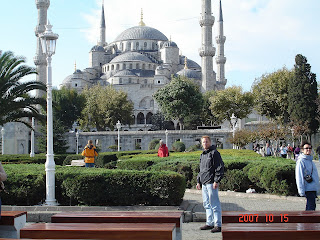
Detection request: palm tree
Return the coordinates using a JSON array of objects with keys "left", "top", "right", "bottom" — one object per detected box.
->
[{"left": 0, "top": 50, "right": 46, "bottom": 127}]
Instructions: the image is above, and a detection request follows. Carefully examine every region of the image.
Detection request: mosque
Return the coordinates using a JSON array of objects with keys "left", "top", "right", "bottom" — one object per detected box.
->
[{"left": 58, "top": 0, "right": 227, "bottom": 130}]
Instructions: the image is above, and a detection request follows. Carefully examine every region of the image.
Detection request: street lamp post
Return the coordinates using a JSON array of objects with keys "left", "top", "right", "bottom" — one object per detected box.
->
[
  {"left": 40, "top": 21, "right": 58, "bottom": 206},
  {"left": 76, "top": 131, "right": 79, "bottom": 155},
  {"left": 30, "top": 117, "right": 35, "bottom": 157},
  {"left": 116, "top": 120, "right": 121, "bottom": 152},
  {"left": 230, "top": 113, "right": 237, "bottom": 149},
  {"left": 1, "top": 127, "right": 4, "bottom": 155},
  {"left": 165, "top": 129, "right": 168, "bottom": 148}
]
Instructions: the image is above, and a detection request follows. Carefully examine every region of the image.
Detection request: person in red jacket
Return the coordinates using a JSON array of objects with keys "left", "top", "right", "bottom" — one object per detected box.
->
[{"left": 158, "top": 140, "right": 169, "bottom": 157}]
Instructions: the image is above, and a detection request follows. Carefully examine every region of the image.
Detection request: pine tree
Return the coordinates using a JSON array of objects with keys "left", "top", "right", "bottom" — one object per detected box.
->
[{"left": 288, "top": 54, "right": 319, "bottom": 136}]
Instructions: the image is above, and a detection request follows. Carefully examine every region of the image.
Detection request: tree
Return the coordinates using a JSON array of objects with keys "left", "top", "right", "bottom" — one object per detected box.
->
[
  {"left": 209, "top": 86, "right": 254, "bottom": 126},
  {"left": 201, "top": 90, "right": 220, "bottom": 126},
  {"left": 0, "top": 50, "right": 46, "bottom": 126},
  {"left": 288, "top": 54, "right": 319, "bottom": 136},
  {"left": 80, "top": 85, "right": 134, "bottom": 131},
  {"left": 252, "top": 67, "right": 293, "bottom": 124},
  {"left": 52, "top": 87, "right": 85, "bottom": 129},
  {"left": 150, "top": 111, "right": 172, "bottom": 130},
  {"left": 153, "top": 76, "right": 203, "bottom": 130}
]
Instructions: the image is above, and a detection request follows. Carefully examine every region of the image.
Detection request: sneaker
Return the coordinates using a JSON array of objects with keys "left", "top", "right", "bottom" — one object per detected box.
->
[
  {"left": 200, "top": 225, "right": 214, "bottom": 230},
  {"left": 211, "top": 226, "right": 221, "bottom": 233}
]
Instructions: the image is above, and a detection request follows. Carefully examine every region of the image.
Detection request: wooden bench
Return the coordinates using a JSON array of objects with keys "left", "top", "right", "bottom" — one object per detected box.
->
[
  {"left": 20, "top": 222, "right": 177, "bottom": 240},
  {"left": 222, "top": 211, "right": 320, "bottom": 223},
  {"left": 51, "top": 211, "right": 183, "bottom": 240},
  {"left": 222, "top": 222, "right": 320, "bottom": 240},
  {"left": 0, "top": 211, "right": 27, "bottom": 238}
]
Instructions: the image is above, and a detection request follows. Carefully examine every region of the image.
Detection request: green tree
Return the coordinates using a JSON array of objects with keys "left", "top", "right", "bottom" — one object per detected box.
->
[
  {"left": 150, "top": 111, "right": 172, "bottom": 130},
  {"left": 0, "top": 51, "right": 46, "bottom": 126},
  {"left": 288, "top": 54, "right": 319, "bottom": 136},
  {"left": 52, "top": 87, "right": 85, "bottom": 129},
  {"left": 209, "top": 86, "right": 254, "bottom": 126},
  {"left": 80, "top": 85, "right": 134, "bottom": 131},
  {"left": 252, "top": 67, "right": 293, "bottom": 124},
  {"left": 153, "top": 76, "right": 203, "bottom": 130},
  {"left": 201, "top": 90, "right": 220, "bottom": 126}
]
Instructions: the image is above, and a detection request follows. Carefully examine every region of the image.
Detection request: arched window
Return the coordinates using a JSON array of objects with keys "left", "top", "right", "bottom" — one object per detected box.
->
[
  {"left": 148, "top": 64, "right": 151, "bottom": 70},
  {"left": 121, "top": 42, "right": 124, "bottom": 50},
  {"left": 137, "top": 112, "right": 145, "bottom": 124},
  {"left": 139, "top": 99, "right": 147, "bottom": 108},
  {"left": 146, "top": 112, "right": 153, "bottom": 124},
  {"left": 107, "top": 66, "right": 110, "bottom": 71},
  {"left": 150, "top": 100, "right": 154, "bottom": 108},
  {"left": 129, "top": 63, "right": 133, "bottom": 69},
  {"left": 111, "top": 65, "right": 114, "bottom": 70},
  {"left": 116, "top": 64, "right": 119, "bottom": 70},
  {"left": 127, "top": 42, "right": 131, "bottom": 51},
  {"left": 142, "top": 64, "right": 145, "bottom": 70},
  {"left": 152, "top": 42, "right": 156, "bottom": 50},
  {"left": 136, "top": 42, "right": 139, "bottom": 50},
  {"left": 144, "top": 42, "right": 147, "bottom": 50},
  {"left": 136, "top": 63, "right": 139, "bottom": 69},
  {"left": 123, "top": 64, "right": 126, "bottom": 70},
  {"left": 119, "top": 78, "right": 122, "bottom": 84},
  {"left": 128, "top": 78, "right": 132, "bottom": 83}
]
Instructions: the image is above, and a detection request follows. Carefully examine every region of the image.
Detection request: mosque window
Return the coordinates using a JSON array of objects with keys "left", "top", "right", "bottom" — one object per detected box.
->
[
  {"left": 150, "top": 100, "right": 154, "bottom": 108},
  {"left": 144, "top": 42, "right": 147, "bottom": 50},
  {"left": 119, "top": 78, "right": 122, "bottom": 84},
  {"left": 129, "top": 63, "right": 133, "bottom": 69},
  {"left": 153, "top": 65, "right": 156, "bottom": 70},
  {"left": 148, "top": 64, "right": 151, "bottom": 70},
  {"left": 107, "top": 66, "right": 109, "bottom": 71},
  {"left": 123, "top": 64, "right": 126, "bottom": 69},
  {"left": 136, "top": 42, "right": 139, "bottom": 50},
  {"left": 111, "top": 65, "right": 114, "bottom": 70},
  {"left": 158, "top": 80, "right": 161, "bottom": 84},
  {"left": 116, "top": 64, "right": 119, "bottom": 70},
  {"left": 144, "top": 79, "right": 147, "bottom": 84},
  {"left": 152, "top": 42, "right": 155, "bottom": 50},
  {"left": 142, "top": 64, "right": 145, "bottom": 70},
  {"left": 127, "top": 42, "right": 131, "bottom": 51},
  {"left": 136, "top": 63, "right": 139, "bottom": 69},
  {"left": 75, "top": 83, "right": 78, "bottom": 87},
  {"left": 121, "top": 42, "right": 124, "bottom": 50},
  {"left": 129, "top": 78, "right": 132, "bottom": 83}
]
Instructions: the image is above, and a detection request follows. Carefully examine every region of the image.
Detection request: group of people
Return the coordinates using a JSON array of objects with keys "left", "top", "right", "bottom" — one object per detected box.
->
[{"left": 255, "top": 142, "right": 303, "bottom": 160}]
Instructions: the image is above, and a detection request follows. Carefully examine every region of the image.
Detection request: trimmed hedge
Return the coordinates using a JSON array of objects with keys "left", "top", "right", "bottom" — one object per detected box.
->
[
  {"left": 172, "top": 141, "right": 186, "bottom": 152},
  {"left": 0, "top": 154, "right": 67, "bottom": 165},
  {"left": 1, "top": 164, "right": 185, "bottom": 206}
]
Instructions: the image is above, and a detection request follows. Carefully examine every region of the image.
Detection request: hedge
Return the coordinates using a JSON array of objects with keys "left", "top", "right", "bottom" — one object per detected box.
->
[
  {"left": 1, "top": 164, "right": 186, "bottom": 206},
  {"left": 0, "top": 154, "right": 67, "bottom": 165}
]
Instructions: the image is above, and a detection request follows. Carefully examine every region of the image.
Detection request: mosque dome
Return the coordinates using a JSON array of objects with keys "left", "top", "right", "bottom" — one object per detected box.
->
[
  {"left": 180, "top": 56, "right": 201, "bottom": 69},
  {"left": 114, "top": 26, "right": 168, "bottom": 42},
  {"left": 61, "top": 69, "right": 87, "bottom": 86},
  {"left": 90, "top": 45, "right": 105, "bottom": 52},
  {"left": 114, "top": 69, "right": 138, "bottom": 77},
  {"left": 162, "top": 41, "right": 178, "bottom": 48},
  {"left": 176, "top": 69, "right": 202, "bottom": 80},
  {"left": 110, "top": 52, "right": 152, "bottom": 63}
]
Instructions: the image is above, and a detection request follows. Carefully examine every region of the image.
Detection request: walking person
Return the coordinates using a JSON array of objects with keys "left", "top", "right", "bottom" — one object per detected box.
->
[
  {"left": 196, "top": 136, "right": 224, "bottom": 233},
  {"left": 280, "top": 144, "right": 288, "bottom": 158},
  {"left": 158, "top": 140, "right": 169, "bottom": 157},
  {"left": 295, "top": 141, "right": 320, "bottom": 210},
  {"left": 81, "top": 140, "right": 98, "bottom": 168}
]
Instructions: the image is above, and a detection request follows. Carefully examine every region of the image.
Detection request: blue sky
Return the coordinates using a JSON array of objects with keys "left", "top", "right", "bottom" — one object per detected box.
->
[{"left": 1, "top": 0, "right": 319, "bottom": 92}]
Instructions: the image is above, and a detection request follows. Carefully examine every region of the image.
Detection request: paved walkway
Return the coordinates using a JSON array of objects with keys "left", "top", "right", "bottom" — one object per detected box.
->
[{"left": 3, "top": 159, "right": 320, "bottom": 240}]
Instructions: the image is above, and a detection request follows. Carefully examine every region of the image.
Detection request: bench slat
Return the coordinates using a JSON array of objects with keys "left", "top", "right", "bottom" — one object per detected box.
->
[
  {"left": 52, "top": 211, "right": 183, "bottom": 227},
  {"left": 222, "top": 223, "right": 320, "bottom": 240},
  {"left": 0, "top": 211, "right": 27, "bottom": 226},
  {"left": 21, "top": 223, "right": 176, "bottom": 240},
  {"left": 223, "top": 211, "right": 320, "bottom": 223}
]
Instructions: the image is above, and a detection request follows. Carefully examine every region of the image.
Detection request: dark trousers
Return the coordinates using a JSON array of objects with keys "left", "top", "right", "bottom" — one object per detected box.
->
[{"left": 305, "top": 191, "right": 317, "bottom": 211}]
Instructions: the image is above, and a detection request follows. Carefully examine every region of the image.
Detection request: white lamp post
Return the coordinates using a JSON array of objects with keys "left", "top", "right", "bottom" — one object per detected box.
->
[
  {"left": 30, "top": 117, "right": 35, "bottom": 157},
  {"left": 165, "top": 129, "right": 168, "bottom": 148},
  {"left": 40, "top": 21, "right": 58, "bottom": 206},
  {"left": 116, "top": 120, "right": 121, "bottom": 151},
  {"left": 1, "top": 127, "right": 4, "bottom": 155},
  {"left": 76, "top": 131, "right": 79, "bottom": 155},
  {"left": 230, "top": 113, "right": 237, "bottom": 149}
]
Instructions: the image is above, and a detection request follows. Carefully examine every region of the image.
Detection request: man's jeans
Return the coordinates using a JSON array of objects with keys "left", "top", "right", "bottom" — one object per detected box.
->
[
  {"left": 202, "top": 183, "right": 222, "bottom": 227},
  {"left": 85, "top": 163, "right": 95, "bottom": 168}
]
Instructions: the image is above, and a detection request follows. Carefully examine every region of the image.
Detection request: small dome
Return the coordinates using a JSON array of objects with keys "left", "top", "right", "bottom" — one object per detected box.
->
[
  {"left": 114, "top": 69, "right": 138, "bottom": 77},
  {"left": 110, "top": 52, "right": 152, "bottom": 63},
  {"left": 114, "top": 26, "right": 168, "bottom": 42},
  {"left": 162, "top": 41, "right": 178, "bottom": 48},
  {"left": 176, "top": 69, "right": 202, "bottom": 80},
  {"left": 180, "top": 56, "right": 201, "bottom": 69},
  {"left": 90, "top": 45, "right": 105, "bottom": 52}
]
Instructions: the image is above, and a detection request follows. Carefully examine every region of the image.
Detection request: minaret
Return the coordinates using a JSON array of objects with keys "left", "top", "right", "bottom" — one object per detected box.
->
[
  {"left": 215, "top": 0, "right": 227, "bottom": 89},
  {"left": 98, "top": 1, "right": 106, "bottom": 46},
  {"left": 199, "top": 0, "right": 216, "bottom": 92},
  {"left": 34, "top": 0, "right": 50, "bottom": 98}
]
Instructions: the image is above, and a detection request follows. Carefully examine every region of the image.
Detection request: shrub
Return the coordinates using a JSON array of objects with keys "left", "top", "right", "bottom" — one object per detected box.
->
[
  {"left": 2, "top": 164, "right": 186, "bottom": 206},
  {"left": 108, "top": 145, "right": 118, "bottom": 151},
  {"left": 187, "top": 144, "right": 201, "bottom": 152},
  {"left": 148, "top": 139, "right": 160, "bottom": 150},
  {"left": 172, "top": 141, "right": 186, "bottom": 152},
  {"left": 220, "top": 169, "right": 251, "bottom": 192},
  {"left": 0, "top": 154, "right": 67, "bottom": 165}
]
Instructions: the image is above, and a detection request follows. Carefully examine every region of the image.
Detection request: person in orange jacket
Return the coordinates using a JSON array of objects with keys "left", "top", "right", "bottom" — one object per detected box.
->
[
  {"left": 81, "top": 140, "right": 98, "bottom": 168},
  {"left": 158, "top": 140, "right": 169, "bottom": 157}
]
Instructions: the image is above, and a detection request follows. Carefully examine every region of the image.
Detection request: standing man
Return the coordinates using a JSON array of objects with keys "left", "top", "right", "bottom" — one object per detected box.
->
[
  {"left": 196, "top": 136, "right": 224, "bottom": 233},
  {"left": 82, "top": 140, "right": 98, "bottom": 168}
]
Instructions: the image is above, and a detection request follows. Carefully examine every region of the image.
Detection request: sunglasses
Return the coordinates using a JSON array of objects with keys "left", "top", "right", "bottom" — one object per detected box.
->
[{"left": 303, "top": 147, "right": 312, "bottom": 150}]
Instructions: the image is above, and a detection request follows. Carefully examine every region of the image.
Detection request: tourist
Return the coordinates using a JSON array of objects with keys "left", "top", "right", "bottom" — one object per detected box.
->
[
  {"left": 280, "top": 144, "right": 287, "bottom": 158},
  {"left": 294, "top": 146, "right": 300, "bottom": 160},
  {"left": 287, "top": 144, "right": 293, "bottom": 159},
  {"left": 295, "top": 141, "right": 320, "bottom": 210},
  {"left": 0, "top": 161, "right": 7, "bottom": 218},
  {"left": 196, "top": 136, "right": 224, "bottom": 233},
  {"left": 158, "top": 140, "right": 169, "bottom": 157},
  {"left": 81, "top": 140, "right": 98, "bottom": 168},
  {"left": 265, "top": 142, "right": 272, "bottom": 157}
]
